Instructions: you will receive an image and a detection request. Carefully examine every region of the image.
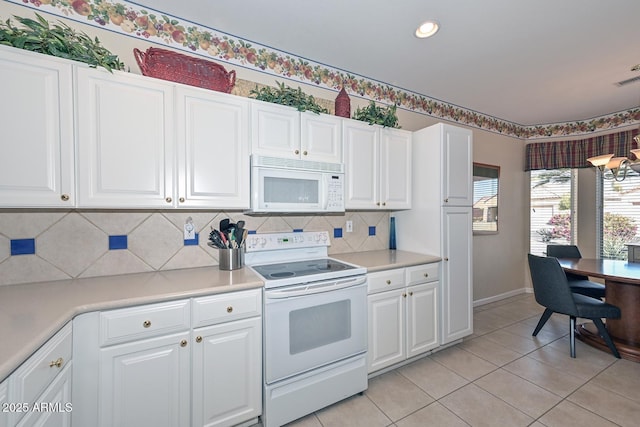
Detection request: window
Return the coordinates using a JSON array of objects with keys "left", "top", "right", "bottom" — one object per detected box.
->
[
  {"left": 598, "top": 169, "right": 640, "bottom": 260},
  {"left": 530, "top": 169, "right": 576, "bottom": 255},
  {"left": 473, "top": 163, "right": 499, "bottom": 234}
]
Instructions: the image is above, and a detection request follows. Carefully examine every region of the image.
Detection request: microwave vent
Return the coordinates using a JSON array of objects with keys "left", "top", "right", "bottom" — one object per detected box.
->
[{"left": 252, "top": 155, "right": 344, "bottom": 173}]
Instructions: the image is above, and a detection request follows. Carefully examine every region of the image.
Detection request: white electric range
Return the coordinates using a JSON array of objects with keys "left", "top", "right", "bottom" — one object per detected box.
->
[{"left": 245, "top": 231, "right": 368, "bottom": 427}]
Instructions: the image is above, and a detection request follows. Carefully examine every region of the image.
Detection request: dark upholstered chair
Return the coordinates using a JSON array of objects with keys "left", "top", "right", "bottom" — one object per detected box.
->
[
  {"left": 546, "top": 244, "right": 606, "bottom": 299},
  {"left": 528, "top": 254, "right": 621, "bottom": 358}
]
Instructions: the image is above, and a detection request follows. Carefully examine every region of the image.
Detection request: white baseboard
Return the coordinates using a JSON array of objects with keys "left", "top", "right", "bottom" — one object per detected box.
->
[{"left": 473, "top": 287, "right": 533, "bottom": 307}]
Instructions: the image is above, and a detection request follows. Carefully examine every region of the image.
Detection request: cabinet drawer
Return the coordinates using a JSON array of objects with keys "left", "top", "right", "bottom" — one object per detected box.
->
[
  {"left": 10, "top": 322, "right": 72, "bottom": 409},
  {"left": 192, "top": 289, "right": 262, "bottom": 328},
  {"left": 99, "top": 299, "right": 190, "bottom": 346},
  {"left": 406, "top": 263, "right": 439, "bottom": 286},
  {"left": 367, "top": 268, "right": 405, "bottom": 294}
]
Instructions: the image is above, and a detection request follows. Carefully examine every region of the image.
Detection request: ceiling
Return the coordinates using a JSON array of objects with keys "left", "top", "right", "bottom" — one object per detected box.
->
[{"left": 135, "top": 0, "right": 639, "bottom": 127}]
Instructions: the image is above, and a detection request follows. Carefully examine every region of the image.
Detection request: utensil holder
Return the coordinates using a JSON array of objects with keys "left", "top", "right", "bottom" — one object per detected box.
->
[{"left": 219, "top": 247, "right": 244, "bottom": 270}]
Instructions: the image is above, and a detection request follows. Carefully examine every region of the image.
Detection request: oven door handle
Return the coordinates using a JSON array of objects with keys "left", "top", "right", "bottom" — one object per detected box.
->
[{"left": 265, "top": 276, "right": 366, "bottom": 299}]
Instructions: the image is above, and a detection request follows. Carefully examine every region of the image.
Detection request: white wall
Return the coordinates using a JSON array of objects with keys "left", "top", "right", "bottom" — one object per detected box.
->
[{"left": 472, "top": 132, "right": 528, "bottom": 302}]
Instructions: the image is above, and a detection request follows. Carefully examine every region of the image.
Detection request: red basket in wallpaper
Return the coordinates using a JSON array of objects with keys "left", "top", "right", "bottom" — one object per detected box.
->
[{"left": 133, "top": 47, "right": 236, "bottom": 93}]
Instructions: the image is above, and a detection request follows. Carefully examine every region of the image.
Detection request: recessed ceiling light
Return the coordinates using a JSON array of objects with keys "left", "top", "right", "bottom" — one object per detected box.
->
[{"left": 415, "top": 20, "right": 439, "bottom": 38}]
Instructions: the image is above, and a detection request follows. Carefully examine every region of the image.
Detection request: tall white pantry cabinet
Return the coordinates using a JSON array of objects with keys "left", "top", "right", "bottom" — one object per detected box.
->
[{"left": 394, "top": 123, "right": 474, "bottom": 345}]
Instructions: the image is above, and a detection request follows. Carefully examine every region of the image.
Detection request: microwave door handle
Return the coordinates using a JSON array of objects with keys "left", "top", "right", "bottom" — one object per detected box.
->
[{"left": 266, "top": 276, "right": 366, "bottom": 299}]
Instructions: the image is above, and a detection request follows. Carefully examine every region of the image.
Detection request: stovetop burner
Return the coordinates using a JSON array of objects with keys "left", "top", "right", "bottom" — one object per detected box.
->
[{"left": 251, "top": 258, "right": 356, "bottom": 282}]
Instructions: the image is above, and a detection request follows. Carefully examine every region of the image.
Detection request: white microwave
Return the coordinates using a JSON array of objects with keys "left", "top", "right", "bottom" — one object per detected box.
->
[{"left": 248, "top": 155, "right": 345, "bottom": 213}]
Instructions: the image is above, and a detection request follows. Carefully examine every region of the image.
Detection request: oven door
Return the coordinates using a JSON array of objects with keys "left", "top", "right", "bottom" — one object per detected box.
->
[{"left": 264, "top": 276, "right": 367, "bottom": 384}]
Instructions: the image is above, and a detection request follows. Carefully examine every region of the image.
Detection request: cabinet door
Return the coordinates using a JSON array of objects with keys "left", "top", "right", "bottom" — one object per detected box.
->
[
  {"left": 380, "top": 128, "right": 412, "bottom": 209},
  {"left": 0, "top": 379, "right": 7, "bottom": 427},
  {"left": 343, "top": 121, "right": 379, "bottom": 209},
  {"left": 0, "top": 46, "right": 74, "bottom": 207},
  {"left": 367, "top": 290, "right": 405, "bottom": 373},
  {"left": 76, "top": 68, "right": 175, "bottom": 208},
  {"left": 250, "top": 101, "right": 299, "bottom": 159},
  {"left": 407, "top": 282, "right": 439, "bottom": 358},
  {"left": 99, "top": 332, "right": 190, "bottom": 427},
  {"left": 300, "top": 112, "right": 342, "bottom": 163},
  {"left": 441, "top": 207, "right": 473, "bottom": 344},
  {"left": 442, "top": 124, "right": 473, "bottom": 206},
  {"left": 192, "top": 317, "right": 261, "bottom": 427},
  {"left": 15, "top": 363, "right": 72, "bottom": 427},
  {"left": 176, "top": 87, "right": 250, "bottom": 208}
]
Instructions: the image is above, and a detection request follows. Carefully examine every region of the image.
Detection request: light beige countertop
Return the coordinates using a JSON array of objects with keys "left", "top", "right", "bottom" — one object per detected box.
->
[
  {"left": 332, "top": 250, "right": 441, "bottom": 272},
  {"left": 0, "top": 266, "right": 262, "bottom": 382},
  {"left": 0, "top": 249, "right": 439, "bottom": 382}
]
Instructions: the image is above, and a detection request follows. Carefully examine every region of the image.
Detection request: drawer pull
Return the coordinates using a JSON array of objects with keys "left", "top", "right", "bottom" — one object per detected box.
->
[
  {"left": 386, "top": 280, "right": 391, "bottom": 285},
  {"left": 49, "top": 357, "right": 63, "bottom": 368},
  {"left": 195, "top": 336, "right": 202, "bottom": 343},
  {"left": 402, "top": 293, "right": 407, "bottom": 298},
  {"left": 409, "top": 291, "right": 413, "bottom": 296},
  {"left": 424, "top": 273, "right": 429, "bottom": 278},
  {"left": 143, "top": 320, "right": 151, "bottom": 328},
  {"left": 180, "top": 339, "right": 188, "bottom": 347},
  {"left": 227, "top": 306, "right": 233, "bottom": 313},
  {"left": 60, "top": 194, "right": 70, "bottom": 202}
]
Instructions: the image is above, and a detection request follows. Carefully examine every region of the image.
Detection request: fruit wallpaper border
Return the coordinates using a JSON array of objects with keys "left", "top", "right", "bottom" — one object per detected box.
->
[{"left": 6, "top": 0, "right": 639, "bottom": 139}]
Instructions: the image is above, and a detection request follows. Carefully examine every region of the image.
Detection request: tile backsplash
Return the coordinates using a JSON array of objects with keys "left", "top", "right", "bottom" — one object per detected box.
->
[{"left": 0, "top": 210, "right": 390, "bottom": 286}]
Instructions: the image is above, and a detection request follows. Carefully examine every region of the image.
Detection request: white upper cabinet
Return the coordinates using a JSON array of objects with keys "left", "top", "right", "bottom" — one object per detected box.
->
[
  {"left": 442, "top": 124, "right": 473, "bottom": 206},
  {"left": 250, "top": 100, "right": 343, "bottom": 163},
  {"left": 343, "top": 120, "right": 411, "bottom": 210},
  {"left": 76, "top": 67, "right": 176, "bottom": 208},
  {"left": 250, "top": 101, "right": 300, "bottom": 159},
  {"left": 176, "top": 86, "right": 250, "bottom": 209},
  {"left": 0, "top": 46, "right": 75, "bottom": 207},
  {"left": 380, "top": 128, "right": 412, "bottom": 210},
  {"left": 300, "top": 111, "right": 343, "bottom": 163}
]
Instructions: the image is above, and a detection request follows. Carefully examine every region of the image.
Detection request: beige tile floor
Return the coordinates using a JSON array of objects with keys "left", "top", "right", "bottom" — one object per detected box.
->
[{"left": 284, "top": 293, "right": 640, "bottom": 427}]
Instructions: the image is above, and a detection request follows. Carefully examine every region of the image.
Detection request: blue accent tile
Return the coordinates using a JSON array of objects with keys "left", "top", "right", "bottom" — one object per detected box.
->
[
  {"left": 369, "top": 226, "right": 376, "bottom": 236},
  {"left": 248, "top": 230, "right": 257, "bottom": 234},
  {"left": 334, "top": 228, "right": 343, "bottom": 238},
  {"left": 10, "top": 238, "right": 35, "bottom": 256},
  {"left": 109, "top": 235, "right": 128, "bottom": 250},
  {"left": 184, "top": 233, "right": 199, "bottom": 246},
  {"left": 293, "top": 229, "right": 303, "bottom": 233}
]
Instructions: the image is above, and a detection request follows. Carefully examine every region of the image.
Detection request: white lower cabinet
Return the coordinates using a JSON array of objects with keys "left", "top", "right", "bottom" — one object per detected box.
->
[
  {"left": 15, "top": 363, "right": 72, "bottom": 427},
  {"left": 1, "top": 378, "right": 8, "bottom": 427},
  {"left": 367, "top": 264, "right": 439, "bottom": 374},
  {"left": 192, "top": 317, "right": 261, "bottom": 427},
  {"left": 99, "top": 332, "right": 191, "bottom": 427},
  {"left": 2, "top": 323, "right": 72, "bottom": 427},
  {"left": 72, "top": 289, "right": 262, "bottom": 427}
]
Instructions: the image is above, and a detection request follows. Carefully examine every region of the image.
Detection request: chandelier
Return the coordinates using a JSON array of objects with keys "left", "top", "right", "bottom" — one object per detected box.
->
[{"left": 587, "top": 134, "right": 640, "bottom": 181}]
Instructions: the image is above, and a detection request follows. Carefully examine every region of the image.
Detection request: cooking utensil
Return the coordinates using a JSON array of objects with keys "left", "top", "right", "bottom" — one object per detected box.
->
[{"left": 208, "top": 228, "right": 226, "bottom": 248}]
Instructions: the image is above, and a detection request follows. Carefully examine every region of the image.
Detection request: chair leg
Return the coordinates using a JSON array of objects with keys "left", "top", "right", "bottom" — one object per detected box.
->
[
  {"left": 592, "top": 318, "right": 621, "bottom": 359},
  {"left": 570, "top": 316, "right": 576, "bottom": 358},
  {"left": 533, "top": 308, "right": 553, "bottom": 336}
]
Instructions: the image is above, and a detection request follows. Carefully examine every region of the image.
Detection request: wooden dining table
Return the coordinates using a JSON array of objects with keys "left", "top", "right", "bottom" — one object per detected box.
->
[{"left": 557, "top": 258, "right": 640, "bottom": 362}]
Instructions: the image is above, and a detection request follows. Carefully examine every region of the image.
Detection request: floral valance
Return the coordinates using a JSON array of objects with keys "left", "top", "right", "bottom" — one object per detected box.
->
[{"left": 525, "top": 129, "right": 639, "bottom": 171}]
